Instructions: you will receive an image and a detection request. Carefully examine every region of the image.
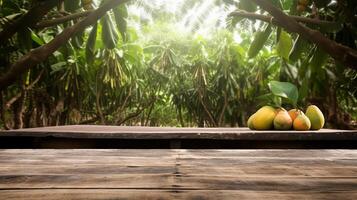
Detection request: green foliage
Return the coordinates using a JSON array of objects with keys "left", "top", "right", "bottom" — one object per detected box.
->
[
  {"left": 101, "top": 13, "right": 119, "bottom": 49},
  {"left": 30, "top": 29, "right": 45, "bottom": 45},
  {"left": 268, "top": 81, "right": 299, "bottom": 106},
  {"left": 289, "top": 35, "right": 308, "bottom": 62},
  {"left": 271, "top": 0, "right": 284, "bottom": 9},
  {"left": 238, "top": 0, "right": 257, "bottom": 12},
  {"left": 64, "top": 0, "right": 81, "bottom": 12},
  {"left": 0, "top": 0, "right": 356, "bottom": 128},
  {"left": 113, "top": 4, "right": 128, "bottom": 41},
  {"left": 248, "top": 24, "right": 272, "bottom": 58},
  {"left": 310, "top": 47, "right": 328, "bottom": 71},
  {"left": 85, "top": 23, "right": 98, "bottom": 63},
  {"left": 276, "top": 30, "right": 293, "bottom": 60}
]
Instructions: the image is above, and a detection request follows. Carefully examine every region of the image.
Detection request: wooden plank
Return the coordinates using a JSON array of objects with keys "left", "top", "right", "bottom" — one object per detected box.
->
[
  {"left": 0, "top": 165, "right": 176, "bottom": 175},
  {"left": 0, "top": 157, "right": 176, "bottom": 166},
  {"left": 175, "top": 176, "right": 357, "bottom": 191},
  {"left": 178, "top": 166, "right": 357, "bottom": 177},
  {"left": 0, "top": 149, "right": 178, "bottom": 156},
  {"left": 1, "top": 162, "right": 357, "bottom": 176},
  {"left": 0, "top": 174, "right": 175, "bottom": 189},
  {"left": 1, "top": 164, "right": 357, "bottom": 177},
  {"left": 1, "top": 189, "right": 357, "bottom": 200},
  {"left": 178, "top": 157, "right": 357, "bottom": 167},
  {"left": 1, "top": 125, "right": 356, "bottom": 140},
  {"left": 0, "top": 190, "right": 176, "bottom": 200},
  {"left": 3, "top": 149, "right": 357, "bottom": 158},
  {"left": 181, "top": 149, "right": 357, "bottom": 158},
  {"left": 1, "top": 149, "right": 357, "bottom": 199},
  {"left": 1, "top": 174, "right": 357, "bottom": 191}
]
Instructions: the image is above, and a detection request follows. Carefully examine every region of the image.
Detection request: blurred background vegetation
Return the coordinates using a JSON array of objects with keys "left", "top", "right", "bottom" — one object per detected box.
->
[{"left": 0, "top": 0, "right": 356, "bottom": 129}]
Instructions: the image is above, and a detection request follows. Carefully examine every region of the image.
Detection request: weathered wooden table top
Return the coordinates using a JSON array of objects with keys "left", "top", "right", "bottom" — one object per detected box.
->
[
  {"left": 1, "top": 149, "right": 357, "bottom": 199},
  {"left": 1, "top": 125, "right": 356, "bottom": 140}
]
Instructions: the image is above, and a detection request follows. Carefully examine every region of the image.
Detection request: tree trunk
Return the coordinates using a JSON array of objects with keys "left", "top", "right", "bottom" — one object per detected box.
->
[
  {"left": 0, "top": 92, "right": 10, "bottom": 130},
  {"left": 96, "top": 92, "right": 106, "bottom": 125},
  {"left": 13, "top": 86, "right": 26, "bottom": 129},
  {"left": 178, "top": 108, "right": 185, "bottom": 127},
  {"left": 35, "top": 10, "right": 93, "bottom": 29},
  {"left": 144, "top": 103, "right": 155, "bottom": 126}
]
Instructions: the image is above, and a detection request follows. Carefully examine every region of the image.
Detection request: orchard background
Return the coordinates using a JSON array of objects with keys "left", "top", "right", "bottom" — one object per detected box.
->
[{"left": 0, "top": 0, "right": 356, "bottom": 129}]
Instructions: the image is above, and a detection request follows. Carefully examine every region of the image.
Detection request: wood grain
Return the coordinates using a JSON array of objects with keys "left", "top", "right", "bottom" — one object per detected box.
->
[
  {"left": 1, "top": 125, "right": 356, "bottom": 140},
  {"left": 1, "top": 149, "right": 357, "bottom": 199},
  {"left": 2, "top": 190, "right": 357, "bottom": 200}
]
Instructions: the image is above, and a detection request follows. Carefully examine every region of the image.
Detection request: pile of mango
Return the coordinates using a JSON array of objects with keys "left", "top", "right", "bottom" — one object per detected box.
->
[{"left": 248, "top": 105, "right": 325, "bottom": 131}]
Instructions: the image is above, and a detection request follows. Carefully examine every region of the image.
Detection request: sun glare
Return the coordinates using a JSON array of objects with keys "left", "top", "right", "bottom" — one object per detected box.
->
[{"left": 129, "top": 0, "right": 237, "bottom": 38}]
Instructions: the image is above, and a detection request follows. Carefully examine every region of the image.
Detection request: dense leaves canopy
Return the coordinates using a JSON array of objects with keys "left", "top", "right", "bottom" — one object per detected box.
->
[{"left": 0, "top": 0, "right": 356, "bottom": 129}]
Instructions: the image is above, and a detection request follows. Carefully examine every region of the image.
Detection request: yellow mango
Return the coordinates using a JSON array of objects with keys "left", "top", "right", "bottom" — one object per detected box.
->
[
  {"left": 252, "top": 106, "right": 277, "bottom": 130},
  {"left": 305, "top": 105, "right": 325, "bottom": 130}
]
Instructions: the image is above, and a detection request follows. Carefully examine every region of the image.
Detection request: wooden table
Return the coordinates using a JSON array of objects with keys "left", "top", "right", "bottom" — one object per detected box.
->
[
  {"left": 1, "top": 125, "right": 357, "bottom": 148},
  {"left": 1, "top": 149, "right": 357, "bottom": 199}
]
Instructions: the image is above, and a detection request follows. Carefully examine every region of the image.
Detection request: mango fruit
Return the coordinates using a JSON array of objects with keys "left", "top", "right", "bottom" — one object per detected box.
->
[
  {"left": 305, "top": 105, "right": 325, "bottom": 130},
  {"left": 274, "top": 109, "right": 293, "bottom": 130},
  {"left": 288, "top": 109, "right": 301, "bottom": 121},
  {"left": 252, "top": 106, "right": 277, "bottom": 130},
  {"left": 293, "top": 113, "right": 311, "bottom": 131},
  {"left": 247, "top": 113, "right": 256, "bottom": 130}
]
